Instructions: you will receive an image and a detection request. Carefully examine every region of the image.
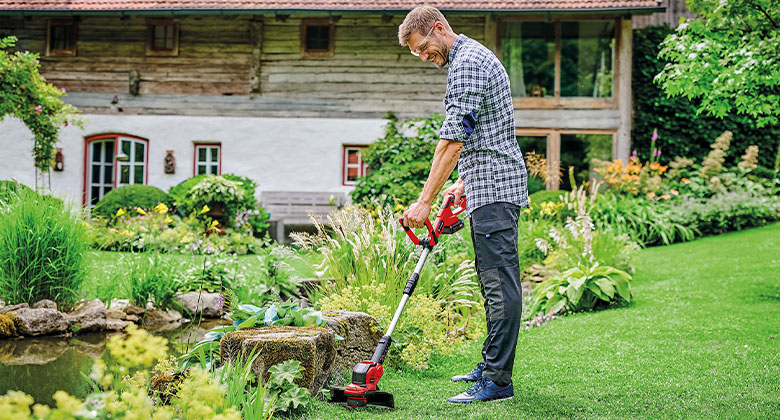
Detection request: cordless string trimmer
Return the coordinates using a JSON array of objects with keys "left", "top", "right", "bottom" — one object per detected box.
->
[{"left": 329, "top": 195, "right": 467, "bottom": 408}]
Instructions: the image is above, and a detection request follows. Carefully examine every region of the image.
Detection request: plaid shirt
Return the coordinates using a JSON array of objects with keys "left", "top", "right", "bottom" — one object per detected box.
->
[{"left": 440, "top": 35, "right": 529, "bottom": 213}]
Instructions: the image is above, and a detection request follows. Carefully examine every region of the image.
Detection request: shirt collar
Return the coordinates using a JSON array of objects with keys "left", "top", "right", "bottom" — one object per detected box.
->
[{"left": 448, "top": 34, "right": 467, "bottom": 64}]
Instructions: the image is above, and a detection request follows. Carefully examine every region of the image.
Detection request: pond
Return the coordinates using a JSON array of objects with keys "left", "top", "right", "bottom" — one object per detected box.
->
[{"left": 0, "top": 319, "right": 228, "bottom": 406}]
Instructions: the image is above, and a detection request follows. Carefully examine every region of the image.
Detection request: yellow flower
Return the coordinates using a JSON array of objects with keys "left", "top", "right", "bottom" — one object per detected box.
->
[
  {"left": 106, "top": 324, "right": 168, "bottom": 369},
  {"left": 115, "top": 208, "right": 126, "bottom": 218},
  {"left": 660, "top": 194, "right": 671, "bottom": 200},
  {"left": 671, "top": 189, "right": 679, "bottom": 196},
  {"left": 199, "top": 205, "right": 210, "bottom": 215},
  {"left": 154, "top": 203, "right": 169, "bottom": 215},
  {"left": 136, "top": 208, "right": 147, "bottom": 215},
  {"left": 646, "top": 192, "right": 656, "bottom": 199},
  {"left": 53, "top": 390, "right": 84, "bottom": 414},
  {"left": 163, "top": 216, "right": 173, "bottom": 224},
  {"left": 0, "top": 390, "right": 34, "bottom": 420},
  {"left": 681, "top": 178, "right": 691, "bottom": 184}
]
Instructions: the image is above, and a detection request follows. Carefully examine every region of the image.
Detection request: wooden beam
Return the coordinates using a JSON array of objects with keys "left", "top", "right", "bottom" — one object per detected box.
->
[
  {"left": 250, "top": 18, "right": 263, "bottom": 93},
  {"left": 616, "top": 17, "right": 633, "bottom": 162}
]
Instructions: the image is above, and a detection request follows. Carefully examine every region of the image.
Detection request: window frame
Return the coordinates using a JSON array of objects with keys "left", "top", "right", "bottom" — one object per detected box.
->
[
  {"left": 146, "top": 20, "right": 179, "bottom": 57},
  {"left": 301, "top": 19, "right": 335, "bottom": 57},
  {"left": 497, "top": 15, "right": 622, "bottom": 110},
  {"left": 83, "top": 133, "right": 149, "bottom": 206},
  {"left": 46, "top": 19, "right": 77, "bottom": 56},
  {"left": 342, "top": 145, "right": 368, "bottom": 186},
  {"left": 193, "top": 143, "right": 222, "bottom": 176},
  {"left": 516, "top": 128, "right": 616, "bottom": 190}
]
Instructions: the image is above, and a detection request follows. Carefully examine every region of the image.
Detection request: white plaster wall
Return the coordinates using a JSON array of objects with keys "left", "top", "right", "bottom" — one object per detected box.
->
[{"left": 0, "top": 115, "right": 386, "bottom": 205}]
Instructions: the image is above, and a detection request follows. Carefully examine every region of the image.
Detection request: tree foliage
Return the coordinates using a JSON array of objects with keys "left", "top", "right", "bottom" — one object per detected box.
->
[
  {"left": 633, "top": 25, "right": 780, "bottom": 171},
  {"left": 351, "top": 113, "right": 458, "bottom": 208},
  {"left": 0, "top": 36, "right": 82, "bottom": 171},
  {"left": 654, "top": 0, "right": 780, "bottom": 128}
]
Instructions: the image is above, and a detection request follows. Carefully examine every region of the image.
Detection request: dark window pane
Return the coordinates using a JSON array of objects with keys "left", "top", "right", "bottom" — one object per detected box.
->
[
  {"left": 51, "top": 25, "right": 72, "bottom": 51},
  {"left": 210, "top": 165, "right": 218, "bottom": 175},
  {"left": 104, "top": 165, "right": 113, "bottom": 184},
  {"left": 92, "top": 142, "right": 102, "bottom": 162},
  {"left": 122, "top": 140, "right": 131, "bottom": 156},
  {"left": 198, "top": 148, "right": 207, "bottom": 162},
  {"left": 198, "top": 165, "right": 206, "bottom": 175},
  {"left": 210, "top": 147, "right": 218, "bottom": 162},
  {"left": 103, "top": 186, "right": 112, "bottom": 196},
  {"left": 135, "top": 142, "right": 145, "bottom": 162},
  {"left": 120, "top": 165, "right": 130, "bottom": 184},
  {"left": 306, "top": 25, "right": 330, "bottom": 51},
  {"left": 165, "top": 25, "right": 174, "bottom": 49},
  {"left": 104, "top": 141, "right": 114, "bottom": 162},
  {"left": 134, "top": 165, "right": 144, "bottom": 184},
  {"left": 91, "top": 187, "right": 100, "bottom": 205},
  {"left": 560, "top": 133, "right": 613, "bottom": 190},
  {"left": 501, "top": 21, "right": 555, "bottom": 98},
  {"left": 561, "top": 21, "right": 615, "bottom": 97},
  {"left": 91, "top": 165, "right": 101, "bottom": 183}
]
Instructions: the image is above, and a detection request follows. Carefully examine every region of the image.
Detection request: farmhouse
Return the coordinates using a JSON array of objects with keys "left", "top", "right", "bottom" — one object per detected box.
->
[{"left": 0, "top": 0, "right": 665, "bottom": 228}]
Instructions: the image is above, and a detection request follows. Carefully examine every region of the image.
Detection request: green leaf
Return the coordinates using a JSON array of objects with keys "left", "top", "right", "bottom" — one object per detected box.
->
[
  {"left": 237, "top": 314, "right": 259, "bottom": 330},
  {"left": 269, "top": 360, "right": 303, "bottom": 387},
  {"left": 278, "top": 387, "right": 309, "bottom": 410},
  {"left": 263, "top": 305, "right": 278, "bottom": 325},
  {"left": 594, "top": 277, "right": 616, "bottom": 299}
]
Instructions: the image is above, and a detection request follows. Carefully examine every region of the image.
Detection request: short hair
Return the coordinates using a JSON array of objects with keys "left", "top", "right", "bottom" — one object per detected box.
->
[{"left": 398, "top": 5, "right": 452, "bottom": 47}]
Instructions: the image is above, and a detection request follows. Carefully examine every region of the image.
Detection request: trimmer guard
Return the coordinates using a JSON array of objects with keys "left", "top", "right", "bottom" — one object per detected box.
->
[{"left": 329, "top": 386, "right": 395, "bottom": 408}]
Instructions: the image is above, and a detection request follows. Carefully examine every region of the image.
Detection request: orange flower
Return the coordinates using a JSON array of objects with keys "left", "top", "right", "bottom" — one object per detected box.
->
[
  {"left": 671, "top": 189, "right": 679, "bottom": 196},
  {"left": 681, "top": 178, "right": 691, "bottom": 185}
]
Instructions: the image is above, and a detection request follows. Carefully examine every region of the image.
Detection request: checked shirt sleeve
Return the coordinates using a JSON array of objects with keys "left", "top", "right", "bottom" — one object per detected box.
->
[{"left": 440, "top": 61, "right": 489, "bottom": 143}]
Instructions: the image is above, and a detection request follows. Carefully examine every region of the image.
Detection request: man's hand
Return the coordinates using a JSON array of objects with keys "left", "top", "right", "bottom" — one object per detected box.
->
[
  {"left": 402, "top": 201, "right": 432, "bottom": 228},
  {"left": 442, "top": 179, "right": 465, "bottom": 207}
]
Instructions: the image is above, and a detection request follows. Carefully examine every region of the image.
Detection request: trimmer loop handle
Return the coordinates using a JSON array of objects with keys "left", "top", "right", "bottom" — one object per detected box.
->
[
  {"left": 399, "top": 194, "right": 467, "bottom": 247},
  {"left": 399, "top": 218, "right": 435, "bottom": 247}
]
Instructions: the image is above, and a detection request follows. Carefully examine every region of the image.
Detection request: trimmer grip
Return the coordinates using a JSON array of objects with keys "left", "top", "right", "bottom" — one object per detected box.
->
[{"left": 399, "top": 218, "right": 434, "bottom": 246}]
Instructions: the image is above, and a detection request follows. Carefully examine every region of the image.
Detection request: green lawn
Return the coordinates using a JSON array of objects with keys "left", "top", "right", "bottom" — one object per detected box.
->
[{"left": 303, "top": 223, "right": 780, "bottom": 419}]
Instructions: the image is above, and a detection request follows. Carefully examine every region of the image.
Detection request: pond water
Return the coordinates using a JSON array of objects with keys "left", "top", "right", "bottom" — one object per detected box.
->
[{"left": 0, "top": 320, "right": 228, "bottom": 406}]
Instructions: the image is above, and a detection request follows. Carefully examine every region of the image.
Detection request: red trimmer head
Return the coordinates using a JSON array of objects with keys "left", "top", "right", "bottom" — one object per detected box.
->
[{"left": 329, "top": 195, "right": 467, "bottom": 409}]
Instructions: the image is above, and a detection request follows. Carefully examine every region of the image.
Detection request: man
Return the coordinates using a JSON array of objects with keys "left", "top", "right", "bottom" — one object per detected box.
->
[{"left": 398, "top": 6, "right": 529, "bottom": 404}]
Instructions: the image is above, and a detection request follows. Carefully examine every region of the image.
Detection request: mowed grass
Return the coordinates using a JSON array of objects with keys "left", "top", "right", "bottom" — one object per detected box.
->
[{"left": 303, "top": 223, "right": 780, "bottom": 419}]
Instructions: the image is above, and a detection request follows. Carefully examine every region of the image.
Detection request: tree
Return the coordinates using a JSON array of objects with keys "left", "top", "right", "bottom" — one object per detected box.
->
[
  {"left": 0, "top": 36, "right": 81, "bottom": 173},
  {"left": 654, "top": 0, "right": 780, "bottom": 128}
]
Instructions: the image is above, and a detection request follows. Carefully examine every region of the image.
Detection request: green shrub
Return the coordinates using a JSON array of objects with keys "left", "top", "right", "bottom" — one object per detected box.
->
[
  {"left": 529, "top": 262, "right": 632, "bottom": 315},
  {"left": 0, "top": 189, "right": 87, "bottom": 307},
  {"left": 351, "top": 113, "right": 457, "bottom": 209},
  {"left": 592, "top": 194, "right": 697, "bottom": 247},
  {"left": 677, "top": 192, "right": 780, "bottom": 237},
  {"left": 633, "top": 25, "right": 780, "bottom": 168},
  {"left": 169, "top": 174, "right": 269, "bottom": 234},
  {"left": 529, "top": 189, "right": 565, "bottom": 212},
  {"left": 527, "top": 176, "right": 546, "bottom": 195},
  {"left": 93, "top": 184, "right": 169, "bottom": 218}
]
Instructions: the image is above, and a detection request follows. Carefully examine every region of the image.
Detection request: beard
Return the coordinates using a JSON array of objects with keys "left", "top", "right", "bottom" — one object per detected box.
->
[{"left": 431, "top": 35, "right": 450, "bottom": 69}]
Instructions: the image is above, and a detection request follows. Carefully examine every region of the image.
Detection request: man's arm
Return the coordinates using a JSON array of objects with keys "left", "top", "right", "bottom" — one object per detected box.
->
[{"left": 402, "top": 138, "right": 462, "bottom": 228}]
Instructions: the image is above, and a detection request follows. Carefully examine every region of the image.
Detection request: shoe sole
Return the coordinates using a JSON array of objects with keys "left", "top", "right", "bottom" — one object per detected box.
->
[
  {"left": 450, "top": 378, "right": 480, "bottom": 382},
  {"left": 447, "top": 395, "right": 514, "bottom": 404}
]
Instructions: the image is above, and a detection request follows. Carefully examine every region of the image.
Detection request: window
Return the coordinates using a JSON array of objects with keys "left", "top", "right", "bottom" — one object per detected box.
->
[
  {"left": 84, "top": 134, "right": 148, "bottom": 206},
  {"left": 194, "top": 143, "right": 221, "bottom": 175},
  {"left": 302, "top": 20, "right": 334, "bottom": 56},
  {"left": 516, "top": 130, "right": 614, "bottom": 190},
  {"left": 500, "top": 18, "right": 617, "bottom": 107},
  {"left": 343, "top": 146, "right": 368, "bottom": 186},
  {"left": 47, "top": 20, "right": 76, "bottom": 56},
  {"left": 147, "top": 21, "right": 179, "bottom": 56}
]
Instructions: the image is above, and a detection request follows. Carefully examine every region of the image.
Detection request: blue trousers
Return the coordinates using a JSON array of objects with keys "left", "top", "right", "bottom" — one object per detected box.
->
[{"left": 469, "top": 202, "right": 522, "bottom": 384}]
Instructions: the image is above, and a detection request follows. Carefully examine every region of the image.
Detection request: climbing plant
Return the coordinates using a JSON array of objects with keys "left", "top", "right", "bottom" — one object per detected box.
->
[{"left": 0, "top": 36, "right": 82, "bottom": 172}]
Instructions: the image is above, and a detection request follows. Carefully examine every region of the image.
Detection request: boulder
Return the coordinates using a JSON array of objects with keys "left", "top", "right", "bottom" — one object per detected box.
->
[
  {"left": 66, "top": 299, "right": 107, "bottom": 333},
  {"left": 0, "top": 303, "right": 29, "bottom": 315},
  {"left": 322, "top": 311, "right": 383, "bottom": 375},
  {"left": 32, "top": 299, "right": 57, "bottom": 310},
  {"left": 124, "top": 304, "right": 146, "bottom": 316},
  {"left": 220, "top": 326, "right": 335, "bottom": 395},
  {"left": 106, "top": 318, "right": 130, "bottom": 331},
  {"left": 109, "top": 299, "right": 130, "bottom": 312},
  {"left": 175, "top": 292, "right": 224, "bottom": 318},
  {"left": 107, "top": 309, "right": 126, "bottom": 320},
  {"left": 12, "top": 308, "right": 68, "bottom": 336},
  {"left": 143, "top": 309, "right": 182, "bottom": 325}
]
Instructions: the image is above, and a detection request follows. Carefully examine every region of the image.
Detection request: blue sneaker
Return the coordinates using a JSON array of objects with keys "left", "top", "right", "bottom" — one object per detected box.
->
[
  {"left": 450, "top": 361, "right": 485, "bottom": 382},
  {"left": 447, "top": 377, "right": 514, "bottom": 403}
]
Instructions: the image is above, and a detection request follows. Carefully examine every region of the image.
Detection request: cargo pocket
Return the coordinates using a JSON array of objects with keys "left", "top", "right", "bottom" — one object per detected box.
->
[
  {"left": 480, "top": 268, "right": 505, "bottom": 320},
  {"left": 472, "top": 218, "right": 517, "bottom": 271}
]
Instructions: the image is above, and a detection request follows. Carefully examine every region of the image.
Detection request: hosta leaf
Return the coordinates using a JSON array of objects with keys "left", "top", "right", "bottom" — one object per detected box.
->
[
  {"left": 586, "top": 283, "right": 605, "bottom": 300},
  {"left": 237, "top": 314, "right": 258, "bottom": 330},
  {"left": 551, "top": 299, "right": 567, "bottom": 314},
  {"left": 263, "top": 305, "right": 279, "bottom": 325},
  {"left": 612, "top": 276, "right": 631, "bottom": 302},
  {"left": 594, "top": 277, "right": 616, "bottom": 299}
]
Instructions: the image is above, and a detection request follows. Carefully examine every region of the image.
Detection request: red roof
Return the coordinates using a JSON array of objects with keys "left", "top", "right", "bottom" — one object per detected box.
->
[{"left": 0, "top": 0, "right": 662, "bottom": 12}]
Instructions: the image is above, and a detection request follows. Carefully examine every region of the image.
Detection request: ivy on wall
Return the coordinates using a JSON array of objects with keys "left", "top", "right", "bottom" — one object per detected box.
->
[
  {"left": 0, "top": 36, "right": 82, "bottom": 172},
  {"left": 632, "top": 26, "right": 779, "bottom": 174}
]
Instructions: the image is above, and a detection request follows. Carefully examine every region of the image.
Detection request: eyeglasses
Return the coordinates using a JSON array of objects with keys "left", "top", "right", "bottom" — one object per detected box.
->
[{"left": 410, "top": 20, "right": 438, "bottom": 57}]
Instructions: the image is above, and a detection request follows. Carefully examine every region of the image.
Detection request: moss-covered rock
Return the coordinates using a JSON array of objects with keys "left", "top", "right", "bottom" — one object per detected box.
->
[
  {"left": 220, "top": 325, "right": 335, "bottom": 395},
  {"left": 322, "top": 311, "right": 382, "bottom": 376},
  {"left": 0, "top": 312, "right": 17, "bottom": 338}
]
